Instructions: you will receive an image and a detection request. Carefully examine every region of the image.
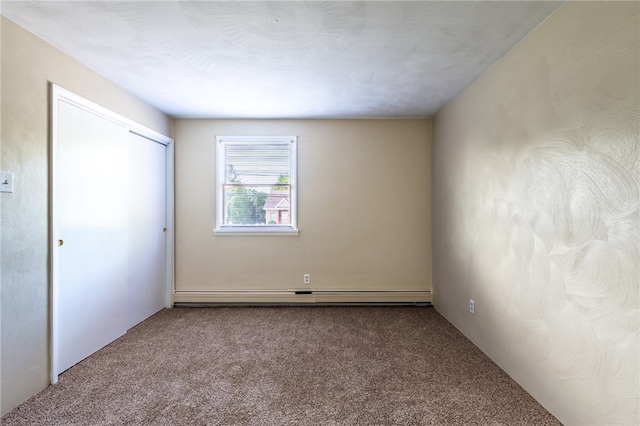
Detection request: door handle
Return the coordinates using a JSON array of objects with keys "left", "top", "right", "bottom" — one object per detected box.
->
[{"left": 57, "top": 239, "right": 64, "bottom": 247}]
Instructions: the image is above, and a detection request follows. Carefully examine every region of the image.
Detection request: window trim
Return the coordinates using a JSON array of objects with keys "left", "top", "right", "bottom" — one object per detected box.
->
[{"left": 214, "top": 136, "right": 298, "bottom": 236}]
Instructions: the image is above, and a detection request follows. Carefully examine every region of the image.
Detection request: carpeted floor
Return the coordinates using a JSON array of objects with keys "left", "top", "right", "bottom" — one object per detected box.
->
[{"left": 2, "top": 306, "right": 560, "bottom": 425}]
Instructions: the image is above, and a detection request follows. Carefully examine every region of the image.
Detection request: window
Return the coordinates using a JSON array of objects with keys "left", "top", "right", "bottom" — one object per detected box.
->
[{"left": 215, "top": 136, "right": 297, "bottom": 235}]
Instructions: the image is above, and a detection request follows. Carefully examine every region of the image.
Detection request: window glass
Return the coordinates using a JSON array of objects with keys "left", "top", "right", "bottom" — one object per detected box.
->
[{"left": 215, "top": 136, "right": 297, "bottom": 235}]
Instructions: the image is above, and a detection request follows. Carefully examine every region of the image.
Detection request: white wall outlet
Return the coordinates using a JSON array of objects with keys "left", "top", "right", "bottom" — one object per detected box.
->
[
  {"left": 469, "top": 299, "right": 475, "bottom": 314},
  {"left": 0, "top": 171, "right": 14, "bottom": 193},
  {"left": 303, "top": 274, "right": 311, "bottom": 284}
]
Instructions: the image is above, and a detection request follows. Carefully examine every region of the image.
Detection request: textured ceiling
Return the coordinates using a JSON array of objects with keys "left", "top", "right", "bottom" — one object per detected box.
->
[{"left": 1, "top": 1, "right": 562, "bottom": 118}]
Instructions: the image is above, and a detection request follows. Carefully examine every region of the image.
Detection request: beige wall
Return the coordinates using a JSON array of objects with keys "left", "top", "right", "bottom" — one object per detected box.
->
[
  {"left": 0, "top": 16, "right": 171, "bottom": 414},
  {"left": 174, "top": 119, "right": 431, "bottom": 296},
  {"left": 432, "top": 2, "right": 639, "bottom": 425}
]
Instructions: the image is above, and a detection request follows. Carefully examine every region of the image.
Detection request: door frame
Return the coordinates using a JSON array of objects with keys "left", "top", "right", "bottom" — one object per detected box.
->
[{"left": 49, "top": 84, "right": 174, "bottom": 383}]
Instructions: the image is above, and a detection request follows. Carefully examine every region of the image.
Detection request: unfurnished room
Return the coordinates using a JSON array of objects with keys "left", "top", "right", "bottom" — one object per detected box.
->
[{"left": 1, "top": 1, "right": 638, "bottom": 425}]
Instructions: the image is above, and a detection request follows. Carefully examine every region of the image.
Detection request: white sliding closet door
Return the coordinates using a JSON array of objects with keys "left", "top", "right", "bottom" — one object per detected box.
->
[
  {"left": 52, "top": 85, "right": 172, "bottom": 382},
  {"left": 127, "top": 132, "right": 167, "bottom": 328},
  {"left": 54, "top": 100, "right": 130, "bottom": 375}
]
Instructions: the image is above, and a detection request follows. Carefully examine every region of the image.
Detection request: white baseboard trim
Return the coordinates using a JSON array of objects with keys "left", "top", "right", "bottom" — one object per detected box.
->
[{"left": 172, "top": 290, "right": 432, "bottom": 305}]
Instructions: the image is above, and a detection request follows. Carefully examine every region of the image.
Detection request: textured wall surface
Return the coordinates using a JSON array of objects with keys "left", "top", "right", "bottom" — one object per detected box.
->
[
  {"left": 174, "top": 119, "right": 431, "bottom": 294},
  {"left": 432, "top": 2, "right": 639, "bottom": 424},
  {"left": 0, "top": 16, "right": 170, "bottom": 415}
]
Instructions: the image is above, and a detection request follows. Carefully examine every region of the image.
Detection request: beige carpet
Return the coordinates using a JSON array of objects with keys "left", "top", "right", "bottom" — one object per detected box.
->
[{"left": 2, "top": 306, "right": 560, "bottom": 425}]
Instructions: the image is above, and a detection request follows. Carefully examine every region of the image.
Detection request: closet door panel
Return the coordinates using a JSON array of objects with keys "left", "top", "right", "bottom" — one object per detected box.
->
[
  {"left": 54, "top": 100, "right": 129, "bottom": 375},
  {"left": 127, "top": 132, "right": 167, "bottom": 328}
]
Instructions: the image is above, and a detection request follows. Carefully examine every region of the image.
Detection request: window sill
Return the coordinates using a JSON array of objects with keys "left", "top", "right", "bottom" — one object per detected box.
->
[{"left": 214, "top": 227, "right": 299, "bottom": 236}]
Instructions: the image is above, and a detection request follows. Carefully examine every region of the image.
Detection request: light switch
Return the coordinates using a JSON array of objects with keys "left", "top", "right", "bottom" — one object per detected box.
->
[{"left": 0, "top": 172, "right": 14, "bottom": 193}]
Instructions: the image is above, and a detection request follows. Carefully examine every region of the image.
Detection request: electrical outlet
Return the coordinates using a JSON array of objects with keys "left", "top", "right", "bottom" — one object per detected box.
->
[
  {"left": 469, "top": 299, "right": 475, "bottom": 314},
  {"left": 303, "top": 274, "right": 311, "bottom": 284}
]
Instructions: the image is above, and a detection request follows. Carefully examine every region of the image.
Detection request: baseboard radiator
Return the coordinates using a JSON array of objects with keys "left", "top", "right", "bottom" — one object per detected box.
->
[{"left": 172, "top": 290, "right": 432, "bottom": 306}]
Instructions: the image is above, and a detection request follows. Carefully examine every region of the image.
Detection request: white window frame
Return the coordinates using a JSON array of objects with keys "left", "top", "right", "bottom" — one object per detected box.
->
[{"left": 215, "top": 136, "right": 298, "bottom": 235}]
